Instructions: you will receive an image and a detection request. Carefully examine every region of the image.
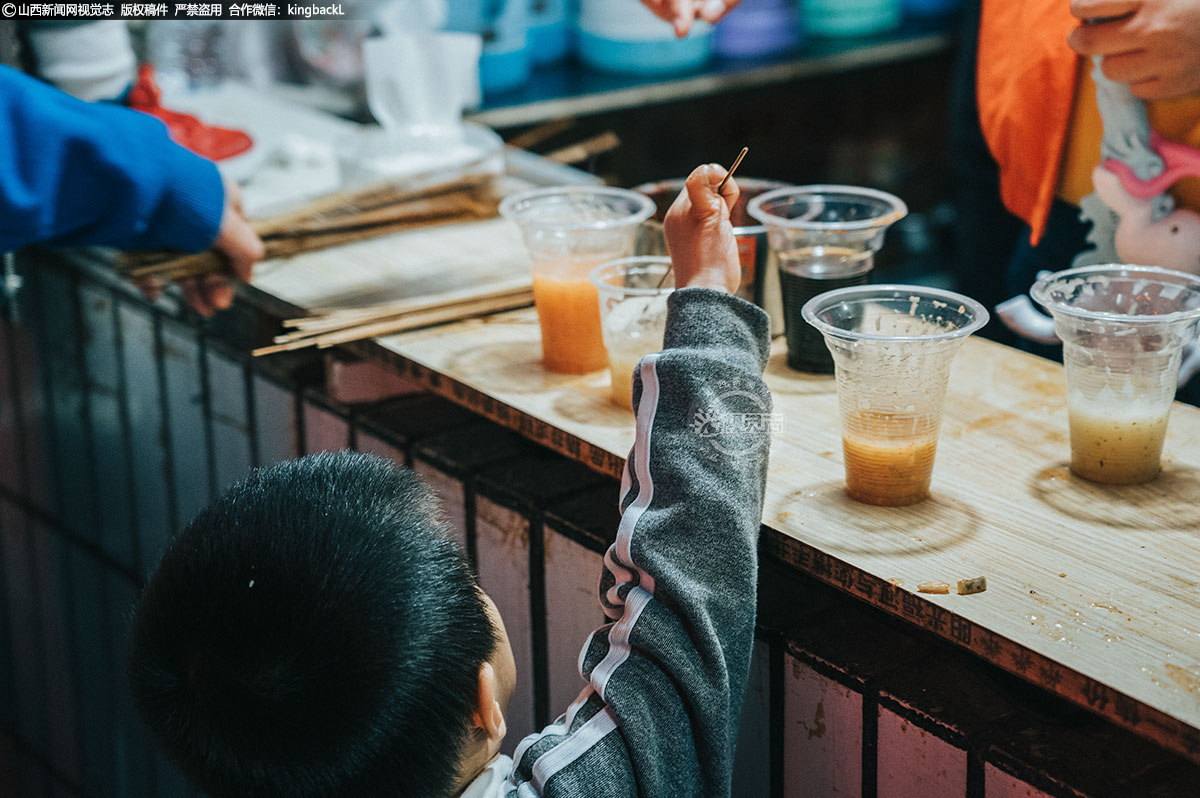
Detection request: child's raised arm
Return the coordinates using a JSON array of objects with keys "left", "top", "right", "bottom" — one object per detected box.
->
[{"left": 506, "top": 164, "right": 772, "bottom": 798}]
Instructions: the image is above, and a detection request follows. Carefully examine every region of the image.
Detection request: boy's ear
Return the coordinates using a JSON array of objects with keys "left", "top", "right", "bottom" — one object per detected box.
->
[{"left": 472, "top": 662, "right": 507, "bottom": 742}]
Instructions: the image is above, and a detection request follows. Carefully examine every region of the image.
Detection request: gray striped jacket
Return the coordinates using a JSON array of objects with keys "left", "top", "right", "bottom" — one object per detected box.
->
[{"left": 500, "top": 288, "right": 773, "bottom": 797}]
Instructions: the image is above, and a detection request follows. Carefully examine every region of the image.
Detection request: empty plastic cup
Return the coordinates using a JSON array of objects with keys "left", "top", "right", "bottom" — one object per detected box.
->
[
  {"left": 591, "top": 257, "right": 674, "bottom": 409},
  {"left": 803, "top": 285, "right": 988, "bottom": 506},
  {"left": 748, "top": 185, "right": 907, "bottom": 373},
  {"left": 1031, "top": 265, "right": 1200, "bottom": 485},
  {"left": 500, "top": 186, "right": 656, "bottom": 374}
]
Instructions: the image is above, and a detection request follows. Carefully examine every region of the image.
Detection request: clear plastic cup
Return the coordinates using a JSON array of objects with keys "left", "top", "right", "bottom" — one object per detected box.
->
[
  {"left": 803, "top": 285, "right": 988, "bottom": 506},
  {"left": 748, "top": 185, "right": 906, "bottom": 373},
  {"left": 1031, "top": 265, "right": 1200, "bottom": 485},
  {"left": 500, "top": 186, "right": 655, "bottom": 374},
  {"left": 591, "top": 257, "right": 675, "bottom": 410}
]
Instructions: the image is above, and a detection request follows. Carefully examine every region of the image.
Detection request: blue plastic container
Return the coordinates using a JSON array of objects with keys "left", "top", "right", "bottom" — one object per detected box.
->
[
  {"left": 803, "top": 0, "right": 900, "bottom": 36},
  {"left": 529, "top": 0, "right": 575, "bottom": 64},
  {"left": 578, "top": 0, "right": 711, "bottom": 75},
  {"left": 577, "top": 29, "right": 711, "bottom": 74},
  {"left": 445, "top": 0, "right": 531, "bottom": 95}
]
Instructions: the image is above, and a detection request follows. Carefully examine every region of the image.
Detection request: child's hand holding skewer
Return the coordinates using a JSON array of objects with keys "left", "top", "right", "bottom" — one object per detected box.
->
[{"left": 663, "top": 163, "right": 742, "bottom": 294}]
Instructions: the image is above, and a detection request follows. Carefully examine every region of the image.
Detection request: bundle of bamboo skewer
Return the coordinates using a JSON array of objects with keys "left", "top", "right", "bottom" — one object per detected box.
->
[
  {"left": 252, "top": 277, "right": 533, "bottom": 357},
  {"left": 121, "top": 173, "right": 501, "bottom": 283}
]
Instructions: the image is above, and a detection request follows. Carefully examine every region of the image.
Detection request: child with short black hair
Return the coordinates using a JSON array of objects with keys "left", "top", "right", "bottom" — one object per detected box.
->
[{"left": 128, "top": 162, "right": 773, "bottom": 797}]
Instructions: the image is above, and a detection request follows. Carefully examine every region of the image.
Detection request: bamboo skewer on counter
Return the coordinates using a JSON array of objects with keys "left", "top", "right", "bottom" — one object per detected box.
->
[
  {"left": 544, "top": 131, "right": 621, "bottom": 166},
  {"left": 283, "top": 276, "right": 532, "bottom": 332},
  {"left": 122, "top": 174, "right": 500, "bottom": 282},
  {"left": 126, "top": 209, "right": 489, "bottom": 282},
  {"left": 252, "top": 280, "right": 534, "bottom": 357}
]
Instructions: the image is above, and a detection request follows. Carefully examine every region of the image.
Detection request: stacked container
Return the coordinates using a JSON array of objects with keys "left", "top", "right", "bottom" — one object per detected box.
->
[
  {"left": 714, "top": 0, "right": 801, "bottom": 59},
  {"left": 578, "top": 0, "right": 712, "bottom": 74},
  {"left": 802, "top": 0, "right": 901, "bottom": 36},
  {"left": 444, "top": 0, "right": 531, "bottom": 95},
  {"left": 529, "top": 0, "right": 575, "bottom": 65}
]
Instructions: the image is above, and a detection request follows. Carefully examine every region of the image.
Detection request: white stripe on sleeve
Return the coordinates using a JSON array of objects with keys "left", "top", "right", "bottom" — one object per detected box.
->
[
  {"left": 509, "top": 685, "right": 596, "bottom": 782},
  {"left": 520, "top": 355, "right": 665, "bottom": 792},
  {"left": 531, "top": 707, "right": 619, "bottom": 793},
  {"left": 609, "top": 355, "right": 661, "bottom": 595},
  {"left": 589, "top": 586, "right": 652, "bottom": 701}
]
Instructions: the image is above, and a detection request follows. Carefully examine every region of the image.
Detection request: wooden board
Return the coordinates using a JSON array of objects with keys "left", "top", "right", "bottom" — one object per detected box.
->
[{"left": 322, "top": 307, "right": 1200, "bottom": 763}]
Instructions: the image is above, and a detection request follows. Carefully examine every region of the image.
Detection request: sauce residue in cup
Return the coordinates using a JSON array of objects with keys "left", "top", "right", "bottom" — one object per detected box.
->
[
  {"left": 1068, "top": 403, "right": 1169, "bottom": 485},
  {"left": 841, "top": 410, "right": 939, "bottom": 506},
  {"left": 607, "top": 351, "right": 640, "bottom": 409}
]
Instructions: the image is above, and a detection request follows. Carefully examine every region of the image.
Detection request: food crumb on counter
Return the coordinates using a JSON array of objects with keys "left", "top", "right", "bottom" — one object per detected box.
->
[
  {"left": 957, "top": 576, "right": 988, "bottom": 595},
  {"left": 917, "top": 580, "right": 950, "bottom": 594},
  {"left": 887, "top": 578, "right": 904, "bottom": 587}
]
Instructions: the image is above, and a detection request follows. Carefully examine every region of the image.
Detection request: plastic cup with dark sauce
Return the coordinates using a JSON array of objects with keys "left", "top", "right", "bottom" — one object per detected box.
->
[{"left": 748, "top": 185, "right": 907, "bottom": 373}]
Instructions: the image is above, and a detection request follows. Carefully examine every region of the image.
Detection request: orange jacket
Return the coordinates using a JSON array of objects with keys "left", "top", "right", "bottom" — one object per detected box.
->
[{"left": 977, "top": 0, "right": 1078, "bottom": 244}]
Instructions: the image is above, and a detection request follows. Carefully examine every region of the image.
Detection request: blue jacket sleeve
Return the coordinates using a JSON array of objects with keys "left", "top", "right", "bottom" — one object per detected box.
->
[{"left": 0, "top": 65, "right": 224, "bottom": 253}]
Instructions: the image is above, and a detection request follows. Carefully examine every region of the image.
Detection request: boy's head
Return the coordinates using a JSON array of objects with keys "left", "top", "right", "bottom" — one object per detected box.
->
[{"left": 128, "top": 451, "right": 515, "bottom": 797}]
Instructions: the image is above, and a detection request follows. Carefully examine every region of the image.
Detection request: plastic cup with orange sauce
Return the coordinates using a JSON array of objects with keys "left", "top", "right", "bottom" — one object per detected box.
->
[
  {"left": 802, "top": 285, "right": 988, "bottom": 505},
  {"left": 500, "top": 187, "right": 655, "bottom": 374}
]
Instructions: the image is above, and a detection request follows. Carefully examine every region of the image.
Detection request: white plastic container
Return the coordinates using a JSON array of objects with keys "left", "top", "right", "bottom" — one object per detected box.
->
[
  {"left": 444, "top": 0, "right": 531, "bottom": 95},
  {"left": 338, "top": 121, "right": 505, "bottom": 189}
]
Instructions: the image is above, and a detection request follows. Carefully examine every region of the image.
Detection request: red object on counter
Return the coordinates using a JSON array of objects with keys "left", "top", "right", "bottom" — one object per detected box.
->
[{"left": 126, "top": 64, "right": 253, "bottom": 162}]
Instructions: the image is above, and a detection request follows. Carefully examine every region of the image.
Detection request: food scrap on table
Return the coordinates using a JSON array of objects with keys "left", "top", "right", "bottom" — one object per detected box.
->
[{"left": 957, "top": 576, "right": 988, "bottom": 595}]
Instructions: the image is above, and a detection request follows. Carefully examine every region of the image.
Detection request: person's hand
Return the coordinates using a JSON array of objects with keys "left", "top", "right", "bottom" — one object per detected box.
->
[
  {"left": 186, "top": 178, "right": 263, "bottom": 316},
  {"left": 1068, "top": 0, "right": 1200, "bottom": 100},
  {"left": 641, "top": 0, "right": 742, "bottom": 37},
  {"left": 142, "top": 178, "right": 265, "bottom": 316},
  {"left": 663, "top": 163, "right": 741, "bottom": 293}
]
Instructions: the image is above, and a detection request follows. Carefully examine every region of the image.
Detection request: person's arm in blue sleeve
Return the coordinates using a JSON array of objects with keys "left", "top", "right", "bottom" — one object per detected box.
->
[
  {"left": 0, "top": 65, "right": 264, "bottom": 315},
  {"left": 0, "top": 64, "right": 223, "bottom": 252}
]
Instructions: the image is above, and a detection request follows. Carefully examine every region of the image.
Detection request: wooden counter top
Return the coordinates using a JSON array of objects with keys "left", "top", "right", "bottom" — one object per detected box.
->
[{"left": 243, "top": 220, "right": 1200, "bottom": 764}]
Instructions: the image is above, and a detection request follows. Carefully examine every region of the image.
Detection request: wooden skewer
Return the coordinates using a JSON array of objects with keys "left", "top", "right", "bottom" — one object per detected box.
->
[
  {"left": 655, "top": 146, "right": 749, "bottom": 290},
  {"left": 250, "top": 173, "right": 495, "bottom": 239},
  {"left": 506, "top": 118, "right": 575, "bottom": 150},
  {"left": 125, "top": 204, "right": 492, "bottom": 282},
  {"left": 285, "top": 277, "right": 533, "bottom": 329},
  {"left": 717, "top": 146, "right": 749, "bottom": 194},
  {"left": 121, "top": 174, "right": 498, "bottom": 280},
  {"left": 272, "top": 302, "right": 526, "bottom": 343},
  {"left": 544, "top": 131, "right": 621, "bottom": 166},
  {"left": 276, "top": 193, "right": 494, "bottom": 238},
  {"left": 313, "top": 293, "right": 527, "bottom": 348},
  {"left": 252, "top": 291, "right": 530, "bottom": 356},
  {"left": 274, "top": 284, "right": 533, "bottom": 342}
]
